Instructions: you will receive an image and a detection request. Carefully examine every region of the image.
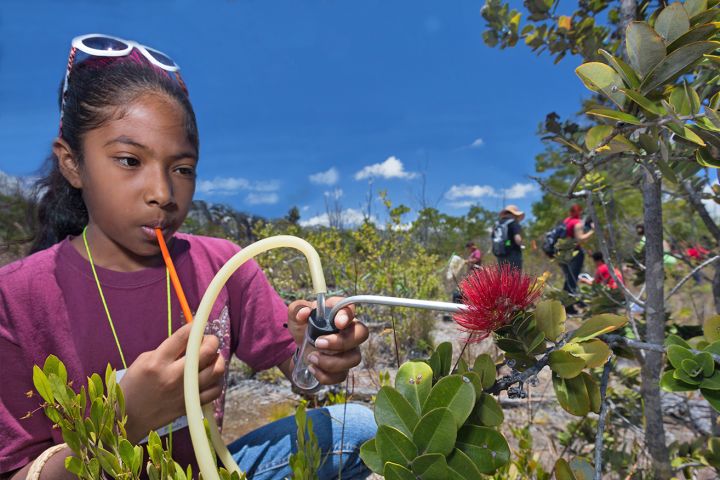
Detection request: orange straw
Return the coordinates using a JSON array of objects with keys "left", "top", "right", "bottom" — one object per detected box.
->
[{"left": 155, "top": 228, "right": 194, "bottom": 323}]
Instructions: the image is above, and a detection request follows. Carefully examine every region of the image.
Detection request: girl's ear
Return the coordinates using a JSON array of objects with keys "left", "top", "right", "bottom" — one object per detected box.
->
[{"left": 53, "top": 138, "right": 83, "bottom": 189}]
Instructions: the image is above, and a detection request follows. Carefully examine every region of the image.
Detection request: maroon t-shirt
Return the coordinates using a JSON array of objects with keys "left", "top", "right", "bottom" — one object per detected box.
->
[{"left": 0, "top": 233, "right": 295, "bottom": 474}]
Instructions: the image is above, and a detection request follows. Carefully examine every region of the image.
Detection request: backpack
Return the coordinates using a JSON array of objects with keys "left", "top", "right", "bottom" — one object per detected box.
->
[
  {"left": 491, "top": 219, "right": 514, "bottom": 256},
  {"left": 541, "top": 222, "right": 567, "bottom": 258}
]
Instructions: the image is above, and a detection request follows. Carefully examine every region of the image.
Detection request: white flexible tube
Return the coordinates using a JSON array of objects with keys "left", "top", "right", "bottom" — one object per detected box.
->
[{"left": 184, "top": 236, "right": 327, "bottom": 479}]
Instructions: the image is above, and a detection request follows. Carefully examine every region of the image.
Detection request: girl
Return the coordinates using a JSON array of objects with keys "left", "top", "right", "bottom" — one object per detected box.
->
[
  {"left": 0, "top": 34, "right": 374, "bottom": 480},
  {"left": 559, "top": 204, "right": 595, "bottom": 313}
]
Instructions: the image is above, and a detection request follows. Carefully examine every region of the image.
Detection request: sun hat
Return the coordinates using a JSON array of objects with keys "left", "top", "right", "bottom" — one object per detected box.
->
[{"left": 501, "top": 204, "right": 525, "bottom": 221}]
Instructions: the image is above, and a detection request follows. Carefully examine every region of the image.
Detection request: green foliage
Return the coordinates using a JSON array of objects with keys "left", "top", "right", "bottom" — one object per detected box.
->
[
  {"left": 361, "top": 342, "right": 511, "bottom": 476},
  {"left": 288, "top": 402, "right": 322, "bottom": 480},
  {"left": 660, "top": 334, "right": 720, "bottom": 411},
  {"left": 32, "top": 355, "right": 246, "bottom": 479}
]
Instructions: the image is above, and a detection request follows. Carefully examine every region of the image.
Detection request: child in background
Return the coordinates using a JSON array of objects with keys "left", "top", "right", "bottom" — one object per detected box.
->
[
  {"left": 579, "top": 251, "right": 624, "bottom": 289},
  {"left": 0, "top": 34, "right": 374, "bottom": 480}
]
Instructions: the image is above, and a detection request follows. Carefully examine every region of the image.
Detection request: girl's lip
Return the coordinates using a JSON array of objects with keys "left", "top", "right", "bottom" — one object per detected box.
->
[{"left": 141, "top": 225, "right": 171, "bottom": 240}]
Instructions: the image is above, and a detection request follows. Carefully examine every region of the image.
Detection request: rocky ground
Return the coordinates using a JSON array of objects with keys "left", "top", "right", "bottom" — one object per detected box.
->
[{"left": 220, "top": 315, "right": 719, "bottom": 479}]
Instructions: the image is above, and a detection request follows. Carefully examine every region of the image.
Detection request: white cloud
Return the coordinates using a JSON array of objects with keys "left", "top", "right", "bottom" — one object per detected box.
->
[
  {"left": 444, "top": 182, "right": 537, "bottom": 206},
  {"left": 470, "top": 138, "right": 484, "bottom": 148},
  {"left": 197, "top": 177, "right": 250, "bottom": 195},
  {"left": 301, "top": 205, "right": 310, "bottom": 212},
  {"left": 324, "top": 188, "right": 344, "bottom": 200},
  {"left": 309, "top": 167, "right": 339, "bottom": 186},
  {"left": 300, "top": 208, "right": 375, "bottom": 228},
  {"left": 246, "top": 192, "right": 279, "bottom": 205},
  {"left": 504, "top": 183, "right": 537, "bottom": 199},
  {"left": 252, "top": 180, "right": 281, "bottom": 192},
  {"left": 703, "top": 185, "right": 720, "bottom": 220},
  {"left": 354, "top": 156, "right": 417, "bottom": 181}
]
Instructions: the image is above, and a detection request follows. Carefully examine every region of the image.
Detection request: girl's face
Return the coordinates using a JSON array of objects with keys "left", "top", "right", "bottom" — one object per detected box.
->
[{"left": 68, "top": 93, "right": 198, "bottom": 271}]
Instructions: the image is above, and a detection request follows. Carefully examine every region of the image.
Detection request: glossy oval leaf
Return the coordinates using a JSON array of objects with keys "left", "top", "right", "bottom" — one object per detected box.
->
[
  {"left": 549, "top": 350, "right": 586, "bottom": 379},
  {"left": 473, "top": 354, "right": 496, "bottom": 390},
  {"left": 655, "top": 3, "right": 690, "bottom": 44},
  {"left": 640, "top": 41, "right": 720, "bottom": 93},
  {"left": 422, "top": 375, "right": 476, "bottom": 428},
  {"left": 575, "top": 62, "right": 626, "bottom": 108},
  {"left": 554, "top": 458, "right": 577, "bottom": 480},
  {"left": 581, "top": 372, "right": 601, "bottom": 414},
  {"left": 384, "top": 462, "right": 416, "bottom": 480},
  {"left": 411, "top": 453, "right": 448, "bottom": 480},
  {"left": 626, "top": 22, "right": 667, "bottom": 77},
  {"left": 562, "top": 339, "right": 611, "bottom": 368},
  {"left": 701, "top": 371, "right": 720, "bottom": 390},
  {"left": 667, "top": 344, "right": 694, "bottom": 369},
  {"left": 468, "top": 393, "right": 504, "bottom": 427},
  {"left": 667, "top": 22, "right": 719, "bottom": 52},
  {"left": 685, "top": 0, "right": 709, "bottom": 19},
  {"left": 620, "top": 88, "right": 665, "bottom": 116},
  {"left": 447, "top": 448, "right": 483, "bottom": 480},
  {"left": 586, "top": 108, "right": 642, "bottom": 125},
  {"left": 569, "top": 458, "right": 595, "bottom": 480},
  {"left": 660, "top": 369, "right": 698, "bottom": 392},
  {"left": 598, "top": 49, "right": 641, "bottom": 89},
  {"left": 704, "top": 314, "right": 720, "bottom": 342},
  {"left": 553, "top": 373, "right": 590, "bottom": 416},
  {"left": 456, "top": 425, "right": 511, "bottom": 474},
  {"left": 569, "top": 314, "right": 628, "bottom": 342},
  {"left": 585, "top": 125, "right": 638, "bottom": 154},
  {"left": 412, "top": 407, "right": 457, "bottom": 456},
  {"left": 359, "top": 439, "right": 383, "bottom": 474},
  {"left": 535, "top": 300, "right": 566, "bottom": 341},
  {"left": 376, "top": 425, "right": 418, "bottom": 468},
  {"left": 375, "top": 386, "right": 420, "bottom": 437},
  {"left": 395, "top": 361, "right": 434, "bottom": 414}
]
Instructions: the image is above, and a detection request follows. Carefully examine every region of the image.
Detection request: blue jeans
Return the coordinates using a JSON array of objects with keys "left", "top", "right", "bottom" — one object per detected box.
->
[{"left": 228, "top": 403, "right": 376, "bottom": 480}]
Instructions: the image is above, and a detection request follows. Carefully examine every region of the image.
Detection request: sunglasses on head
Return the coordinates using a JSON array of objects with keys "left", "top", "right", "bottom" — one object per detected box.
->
[{"left": 60, "top": 34, "right": 186, "bottom": 132}]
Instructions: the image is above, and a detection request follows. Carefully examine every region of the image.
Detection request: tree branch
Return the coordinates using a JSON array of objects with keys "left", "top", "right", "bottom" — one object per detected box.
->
[
  {"left": 665, "top": 255, "right": 720, "bottom": 301},
  {"left": 594, "top": 358, "right": 613, "bottom": 480}
]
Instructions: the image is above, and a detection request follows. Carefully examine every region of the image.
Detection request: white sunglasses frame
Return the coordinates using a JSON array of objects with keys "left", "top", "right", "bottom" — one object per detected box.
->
[{"left": 71, "top": 33, "right": 180, "bottom": 72}]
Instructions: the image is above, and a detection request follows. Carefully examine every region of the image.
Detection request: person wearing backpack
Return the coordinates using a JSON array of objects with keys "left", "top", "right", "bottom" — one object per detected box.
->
[
  {"left": 560, "top": 204, "right": 595, "bottom": 312},
  {"left": 491, "top": 205, "right": 524, "bottom": 270}
]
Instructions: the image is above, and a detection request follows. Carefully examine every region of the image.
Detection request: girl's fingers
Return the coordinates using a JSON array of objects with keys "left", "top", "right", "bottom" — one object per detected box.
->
[
  {"left": 198, "top": 354, "right": 225, "bottom": 390},
  {"left": 314, "top": 322, "right": 369, "bottom": 352},
  {"left": 308, "top": 348, "right": 362, "bottom": 374},
  {"left": 199, "top": 384, "right": 224, "bottom": 406},
  {"left": 309, "top": 366, "right": 348, "bottom": 386}
]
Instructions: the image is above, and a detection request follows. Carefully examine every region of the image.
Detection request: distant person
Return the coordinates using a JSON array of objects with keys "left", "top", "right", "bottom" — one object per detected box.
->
[
  {"left": 491, "top": 205, "right": 524, "bottom": 270},
  {"left": 465, "top": 241, "right": 483, "bottom": 269},
  {"left": 559, "top": 204, "right": 594, "bottom": 312},
  {"left": 634, "top": 223, "right": 677, "bottom": 268},
  {"left": 579, "top": 252, "right": 623, "bottom": 289}
]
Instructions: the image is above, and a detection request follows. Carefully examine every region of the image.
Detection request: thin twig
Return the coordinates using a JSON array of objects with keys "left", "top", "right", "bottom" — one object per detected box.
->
[
  {"left": 594, "top": 358, "right": 613, "bottom": 480},
  {"left": 665, "top": 255, "right": 720, "bottom": 301}
]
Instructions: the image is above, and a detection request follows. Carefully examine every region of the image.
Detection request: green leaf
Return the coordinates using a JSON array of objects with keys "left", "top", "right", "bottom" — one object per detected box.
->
[
  {"left": 697, "top": 351, "right": 715, "bottom": 377},
  {"left": 667, "top": 345, "right": 695, "bottom": 369},
  {"left": 587, "top": 108, "right": 642, "bottom": 125},
  {"left": 701, "top": 387, "right": 720, "bottom": 412},
  {"left": 581, "top": 372, "right": 602, "bottom": 414},
  {"left": 621, "top": 88, "right": 665, "bottom": 116},
  {"left": 575, "top": 62, "right": 626, "bottom": 108},
  {"left": 640, "top": 41, "right": 720, "bottom": 93},
  {"left": 384, "top": 462, "right": 416, "bottom": 480},
  {"left": 549, "top": 350, "right": 586, "bottom": 378},
  {"left": 569, "top": 458, "right": 595, "bottom": 480},
  {"left": 43, "top": 355, "right": 68, "bottom": 384},
  {"left": 119, "top": 439, "right": 135, "bottom": 469},
  {"left": 704, "top": 314, "right": 720, "bottom": 342},
  {"left": 553, "top": 373, "right": 590, "bottom": 416},
  {"left": 32, "top": 366, "right": 54, "bottom": 404},
  {"left": 554, "top": 458, "right": 577, "bottom": 480},
  {"left": 674, "top": 367, "right": 702, "bottom": 385},
  {"left": 680, "top": 358, "right": 700, "bottom": 377},
  {"left": 701, "top": 371, "right": 720, "bottom": 390},
  {"left": 669, "top": 22, "right": 720, "bottom": 52},
  {"left": 468, "top": 393, "right": 504, "bottom": 427},
  {"left": 65, "top": 456, "right": 84, "bottom": 476},
  {"left": 455, "top": 425, "right": 511, "bottom": 474},
  {"left": 534, "top": 300, "right": 567, "bottom": 341},
  {"left": 585, "top": 125, "right": 638, "bottom": 154},
  {"left": 697, "top": 147, "right": 720, "bottom": 168},
  {"left": 395, "top": 361, "right": 433, "bottom": 414},
  {"left": 569, "top": 314, "right": 628, "bottom": 342},
  {"left": 412, "top": 407, "right": 457, "bottom": 456},
  {"left": 684, "top": 0, "right": 709, "bottom": 19},
  {"left": 626, "top": 22, "right": 667, "bottom": 77},
  {"left": 705, "top": 340, "right": 720, "bottom": 355},
  {"left": 411, "top": 453, "right": 449, "bottom": 480},
  {"left": 661, "top": 369, "right": 698, "bottom": 391},
  {"left": 375, "top": 386, "right": 420, "bottom": 438},
  {"left": 704, "top": 107, "right": 720, "bottom": 129},
  {"left": 376, "top": 425, "right": 418, "bottom": 468},
  {"left": 666, "top": 334, "right": 692, "bottom": 349},
  {"left": 669, "top": 85, "right": 697, "bottom": 116},
  {"left": 598, "top": 49, "right": 641, "bottom": 89},
  {"left": 562, "top": 340, "right": 611, "bottom": 368},
  {"left": 447, "top": 448, "right": 483, "bottom": 480},
  {"left": 435, "top": 342, "right": 453, "bottom": 379},
  {"left": 422, "top": 375, "right": 476, "bottom": 427},
  {"left": 456, "top": 357, "right": 469, "bottom": 374},
  {"left": 655, "top": 3, "right": 691, "bottom": 44}
]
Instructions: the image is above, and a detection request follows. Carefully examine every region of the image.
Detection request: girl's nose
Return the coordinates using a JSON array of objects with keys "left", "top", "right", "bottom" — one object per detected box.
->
[{"left": 144, "top": 166, "right": 175, "bottom": 207}]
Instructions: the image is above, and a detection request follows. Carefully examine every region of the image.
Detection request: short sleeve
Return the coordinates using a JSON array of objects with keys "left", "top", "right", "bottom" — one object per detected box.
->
[
  {"left": 227, "top": 262, "right": 295, "bottom": 371},
  {"left": 0, "top": 299, "right": 54, "bottom": 473}
]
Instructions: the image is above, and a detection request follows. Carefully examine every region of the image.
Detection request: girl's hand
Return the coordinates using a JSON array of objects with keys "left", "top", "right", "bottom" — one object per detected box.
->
[
  {"left": 286, "top": 298, "right": 368, "bottom": 385},
  {"left": 119, "top": 323, "right": 225, "bottom": 443}
]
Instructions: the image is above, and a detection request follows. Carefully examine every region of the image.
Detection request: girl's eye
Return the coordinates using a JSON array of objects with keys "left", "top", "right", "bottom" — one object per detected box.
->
[
  {"left": 175, "top": 166, "right": 196, "bottom": 177},
  {"left": 116, "top": 157, "right": 140, "bottom": 167}
]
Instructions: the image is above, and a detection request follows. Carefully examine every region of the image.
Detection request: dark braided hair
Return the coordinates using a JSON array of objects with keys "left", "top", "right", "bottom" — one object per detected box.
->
[{"left": 28, "top": 50, "right": 198, "bottom": 253}]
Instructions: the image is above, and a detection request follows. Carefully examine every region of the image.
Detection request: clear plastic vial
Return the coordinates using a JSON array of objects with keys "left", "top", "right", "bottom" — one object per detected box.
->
[{"left": 291, "top": 330, "right": 320, "bottom": 391}]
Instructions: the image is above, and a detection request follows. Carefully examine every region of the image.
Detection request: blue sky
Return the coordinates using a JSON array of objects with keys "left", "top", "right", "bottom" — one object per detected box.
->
[{"left": 0, "top": 0, "right": 587, "bottom": 226}]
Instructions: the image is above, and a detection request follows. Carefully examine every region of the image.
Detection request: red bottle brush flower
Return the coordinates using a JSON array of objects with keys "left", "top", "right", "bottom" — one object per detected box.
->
[{"left": 453, "top": 264, "right": 543, "bottom": 342}]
